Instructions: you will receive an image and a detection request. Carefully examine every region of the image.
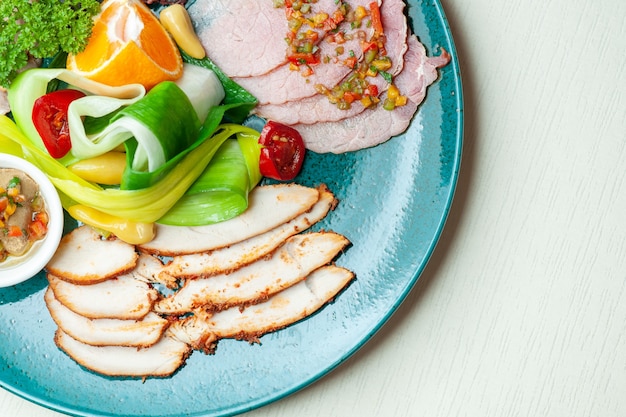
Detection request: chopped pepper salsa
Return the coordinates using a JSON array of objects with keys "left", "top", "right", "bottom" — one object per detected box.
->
[{"left": 275, "top": 0, "right": 407, "bottom": 110}]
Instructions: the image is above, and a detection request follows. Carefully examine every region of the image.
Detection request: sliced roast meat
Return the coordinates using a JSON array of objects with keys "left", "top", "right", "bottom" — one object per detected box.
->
[
  {"left": 131, "top": 253, "right": 177, "bottom": 288},
  {"left": 138, "top": 184, "right": 320, "bottom": 256},
  {"left": 45, "top": 288, "right": 169, "bottom": 348},
  {"left": 294, "top": 35, "right": 450, "bottom": 153},
  {"left": 170, "top": 265, "right": 355, "bottom": 352},
  {"left": 154, "top": 231, "right": 350, "bottom": 315},
  {"left": 161, "top": 185, "right": 336, "bottom": 279},
  {"left": 54, "top": 328, "right": 191, "bottom": 378},
  {"left": 46, "top": 225, "right": 138, "bottom": 285},
  {"left": 47, "top": 272, "right": 159, "bottom": 320}
]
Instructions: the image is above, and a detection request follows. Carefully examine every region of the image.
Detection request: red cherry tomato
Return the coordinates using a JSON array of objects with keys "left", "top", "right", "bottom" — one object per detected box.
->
[
  {"left": 32, "top": 89, "right": 86, "bottom": 158},
  {"left": 258, "top": 121, "right": 306, "bottom": 181}
]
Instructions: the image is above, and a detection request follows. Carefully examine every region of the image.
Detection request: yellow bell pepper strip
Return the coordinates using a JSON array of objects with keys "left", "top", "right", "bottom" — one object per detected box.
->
[
  {"left": 159, "top": 4, "right": 206, "bottom": 59},
  {"left": 67, "top": 151, "right": 126, "bottom": 185},
  {"left": 67, "top": 205, "right": 155, "bottom": 245},
  {"left": 0, "top": 129, "right": 24, "bottom": 158}
]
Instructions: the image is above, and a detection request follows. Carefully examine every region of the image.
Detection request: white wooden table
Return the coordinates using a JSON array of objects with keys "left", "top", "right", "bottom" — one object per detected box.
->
[{"left": 2, "top": 0, "right": 625, "bottom": 415}]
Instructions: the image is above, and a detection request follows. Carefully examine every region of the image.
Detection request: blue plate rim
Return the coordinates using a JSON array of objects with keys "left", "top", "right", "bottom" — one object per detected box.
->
[{"left": 0, "top": 0, "right": 463, "bottom": 415}]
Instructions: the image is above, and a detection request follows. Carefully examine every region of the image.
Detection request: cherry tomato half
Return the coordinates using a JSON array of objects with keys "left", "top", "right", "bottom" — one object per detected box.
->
[
  {"left": 32, "top": 89, "right": 86, "bottom": 159},
  {"left": 258, "top": 121, "right": 306, "bottom": 181}
]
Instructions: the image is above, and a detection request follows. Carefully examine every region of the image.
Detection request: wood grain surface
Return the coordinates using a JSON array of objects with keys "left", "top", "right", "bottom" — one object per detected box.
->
[{"left": 1, "top": 0, "right": 625, "bottom": 416}]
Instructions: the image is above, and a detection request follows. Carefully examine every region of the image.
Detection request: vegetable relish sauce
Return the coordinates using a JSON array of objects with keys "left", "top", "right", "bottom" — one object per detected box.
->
[{"left": 0, "top": 169, "right": 49, "bottom": 262}]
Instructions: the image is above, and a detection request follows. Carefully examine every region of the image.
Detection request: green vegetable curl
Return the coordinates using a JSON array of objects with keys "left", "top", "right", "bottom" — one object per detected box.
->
[{"left": 0, "top": 0, "right": 101, "bottom": 87}]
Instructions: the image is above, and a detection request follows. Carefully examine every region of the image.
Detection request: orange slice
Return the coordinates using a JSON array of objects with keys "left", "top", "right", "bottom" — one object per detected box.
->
[{"left": 67, "top": 0, "right": 183, "bottom": 90}]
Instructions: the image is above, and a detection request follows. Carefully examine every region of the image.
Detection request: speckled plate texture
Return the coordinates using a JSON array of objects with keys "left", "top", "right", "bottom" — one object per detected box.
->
[{"left": 0, "top": 1, "right": 463, "bottom": 415}]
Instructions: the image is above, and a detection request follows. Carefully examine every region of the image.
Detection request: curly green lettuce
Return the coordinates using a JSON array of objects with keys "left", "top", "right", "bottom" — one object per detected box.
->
[{"left": 0, "top": 0, "right": 101, "bottom": 87}]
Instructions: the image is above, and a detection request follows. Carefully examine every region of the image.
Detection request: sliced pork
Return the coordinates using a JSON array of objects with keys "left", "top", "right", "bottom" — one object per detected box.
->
[
  {"left": 161, "top": 185, "right": 336, "bottom": 279},
  {"left": 47, "top": 272, "right": 159, "bottom": 320},
  {"left": 46, "top": 225, "right": 138, "bottom": 285},
  {"left": 154, "top": 232, "right": 350, "bottom": 314},
  {"left": 252, "top": 0, "right": 409, "bottom": 124},
  {"left": 235, "top": 32, "right": 364, "bottom": 106},
  {"left": 169, "top": 265, "right": 355, "bottom": 352},
  {"left": 293, "top": 35, "right": 450, "bottom": 153},
  {"left": 132, "top": 253, "right": 177, "bottom": 288},
  {"left": 187, "top": 0, "right": 288, "bottom": 77},
  {"left": 138, "top": 184, "right": 320, "bottom": 256},
  {"left": 45, "top": 288, "right": 169, "bottom": 348},
  {"left": 54, "top": 328, "right": 191, "bottom": 378},
  {"left": 188, "top": 0, "right": 366, "bottom": 78}
]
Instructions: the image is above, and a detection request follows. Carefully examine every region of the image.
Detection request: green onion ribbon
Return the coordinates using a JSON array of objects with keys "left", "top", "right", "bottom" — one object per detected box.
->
[
  {"left": 1, "top": 114, "right": 261, "bottom": 224},
  {"left": 2, "top": 61, "right": 261, "bottom": 226}
]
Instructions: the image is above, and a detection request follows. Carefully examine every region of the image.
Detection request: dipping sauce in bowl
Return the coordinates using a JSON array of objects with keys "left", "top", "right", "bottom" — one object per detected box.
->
[{"left": 0, "top": 153, "right": 63, "bottom": 287}]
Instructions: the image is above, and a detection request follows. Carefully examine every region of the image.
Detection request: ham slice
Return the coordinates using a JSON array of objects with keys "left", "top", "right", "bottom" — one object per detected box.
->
[
  {"left": 46, "top": 225, "right": 138, "bottom": 285},
  {"left": 138, "top": 184, "right": 320, "bottom": 256},
  {"left": 187, "top": 0, "right": 288, "bottom": 77},
  {"left": 293, "top": 35, "right": 450, "bottom": 153},
  {"left": 236, "top": 32, "right": 364, "bottom": 106},
  {"left": 170, "top": 265, "right": 355, "bottom": 352},
  {"left": 154, "top": 232, "right": 350, "bottom": 314},
  {"left": 54, "top": 328, "right": 191, "bottom": 378},
  {"left": 188, "top": 0, "right": 339, "bottom": 78},
  {"left": 45, "top": 288, "right": 169, "bottom": 348},
  {"left": 253, "top": 0, "right": 409, "bottom": 124}
]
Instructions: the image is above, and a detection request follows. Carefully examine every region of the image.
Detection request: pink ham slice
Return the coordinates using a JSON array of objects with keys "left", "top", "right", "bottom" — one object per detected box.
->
[
  {"left": 294, "top": 35, "right": 451, "bottom": 153},
  {"left": 234, "top": 37, "right": 361, "bottom": 106},
  {"left": 252, "top": 0, "right": 409, "bottom": 123},
  {"left": 187, "top": 0, "right": 339, "bottom": 78},
  {"left": 236, "top": 0, "right": 392, "bottom": 106},
  {"left": 187, "top": 0, "right": 288, "bottom": 78},
  {"left": 0, "top": 90, "right": 8, "bottom": 115}
]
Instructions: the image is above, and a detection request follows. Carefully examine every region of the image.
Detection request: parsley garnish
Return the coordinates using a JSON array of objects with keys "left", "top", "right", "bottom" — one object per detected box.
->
[{"left": 0, "top": 0, "right": 101, "bottom": 87}]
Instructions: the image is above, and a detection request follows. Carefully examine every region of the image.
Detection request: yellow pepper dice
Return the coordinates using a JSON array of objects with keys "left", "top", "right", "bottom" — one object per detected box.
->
[
  {"left": 68, "top": 205, "right": 155, "bottom": 245},
  {"left": 160, "top": 4, "right": 206, "bottom": 59},
  {"left": 387, "top": 84, "right": 400, "bottom": 101},
  {"left": 68, "top": 151, "right": 126, "bottom": 185},
  {"left": 355, "top": 6, "right": 368, "bottom": 20}
]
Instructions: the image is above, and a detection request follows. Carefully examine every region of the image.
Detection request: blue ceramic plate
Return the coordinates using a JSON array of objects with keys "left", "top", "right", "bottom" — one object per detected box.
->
[{"left": 0, "top": 1, "right": 462, "bottom": 415}]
